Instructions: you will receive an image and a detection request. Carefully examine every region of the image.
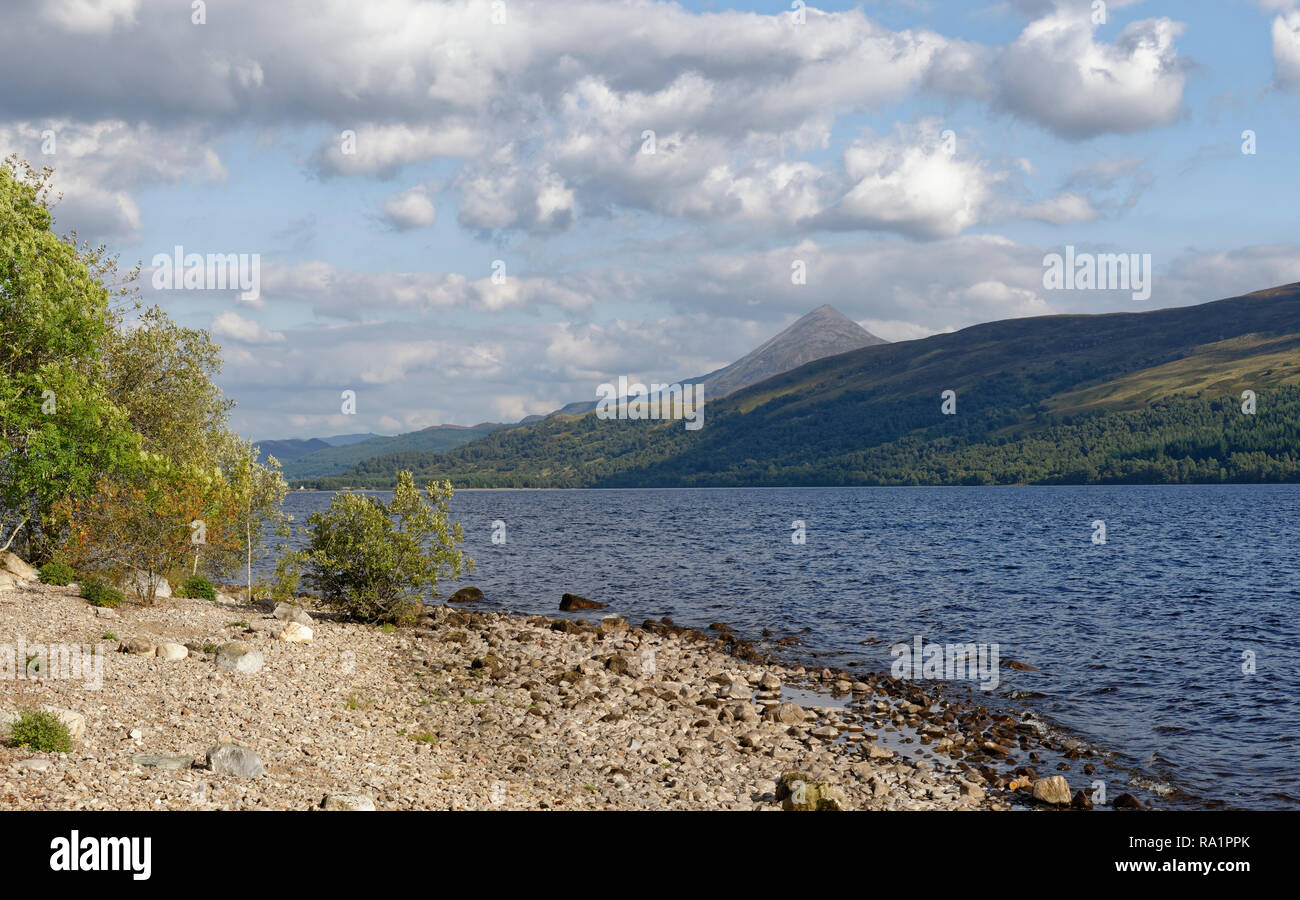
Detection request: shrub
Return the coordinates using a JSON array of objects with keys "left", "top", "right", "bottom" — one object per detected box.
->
[
  {"left": 177, "top": 575, "right": 216, "bottom": 601},
  {"left": 81, "top": 578, "right": 123, "bottom": 608},
  {"left": 300, "top": 471, "right": 473, "bottom": 625},
  {"left": 5, "top": 708, "right": 74, "bottom": 753},
  {"left": 37, "top": 559, "right": 76, "bottom": 586}
]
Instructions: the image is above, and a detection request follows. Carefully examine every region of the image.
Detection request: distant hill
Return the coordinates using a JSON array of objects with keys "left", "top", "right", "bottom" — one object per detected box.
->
[
  {"left": 274, "top": 423, "right": 507, "bottom": 479},
  {"left": 549, "top": 304, "right": 884, "bottom": 417},
  {"left": 307, "top": 284, "right": 1300, "bottom": 488}
]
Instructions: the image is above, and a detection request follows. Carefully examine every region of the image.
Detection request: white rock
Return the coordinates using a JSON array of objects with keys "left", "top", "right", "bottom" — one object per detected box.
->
[
  {"left": 155, "top": 642, "right": 189, "bottom": 660},
  {"left": 0, "top": 571, "right": 18, "bottom": 592},
  {"left": 321, "top": 794, "right": 375, "bottom": 810},
  {"left": 1, "top": 706, "right": 85, "bottom": 742},
  {"left": 277, "top": 622, "right": 313, "bottom": 643},
  {"left": 123, "top": 569, "right": 171, "bottom": 600}
]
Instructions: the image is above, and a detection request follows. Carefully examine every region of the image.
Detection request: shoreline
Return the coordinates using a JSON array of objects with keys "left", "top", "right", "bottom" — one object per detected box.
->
[{"left": 0, "top": 577, "right": 1141, "bottom": 811}]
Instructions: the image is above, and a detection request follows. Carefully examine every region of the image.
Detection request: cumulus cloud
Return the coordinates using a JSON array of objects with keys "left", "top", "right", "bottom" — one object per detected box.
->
[
  {"left": 0, "top": 120, "right": 225, "bottom": 242},
  {"left": 1272, "top": 11, "right": 1300, "bottom": 89},
  {"left": 381, "top": 183, "right": 437, "bottom": 229},
  {"left": 996, "top": 8, "right": 1187, "bottom": 138},
  {"left": 210, "top": 311, "right": 285, "bottom": 345}
]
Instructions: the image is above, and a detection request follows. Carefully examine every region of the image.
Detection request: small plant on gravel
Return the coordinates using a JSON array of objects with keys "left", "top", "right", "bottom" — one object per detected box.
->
[
  {"left": 177, "top": 575, "right": 217, "bottom": 601},
  {"left": 101, "top": 631, "right": 117, "bottom": 641},
  {"left": 225, "top": 621, "right": 248, "bottom": 629},
  {"left": 201, "top": 642, "right": 219, "bottom": 655},
  {"left": 409, "top": 731, "right": 437, "bottom": 744},
  {"left": 37, "top": 560, "right": 76, "bottom": 586},
  {"left": 5, "top": 708, "right": 73, "bottom": 753},
  {"left": 81, "top": 578, "right": 123, "bottom": 608}
]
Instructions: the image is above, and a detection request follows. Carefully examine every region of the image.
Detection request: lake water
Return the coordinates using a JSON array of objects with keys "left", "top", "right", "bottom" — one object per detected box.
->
[{"left": 267, "top": 485, "right": 1300, "bottom": 810}]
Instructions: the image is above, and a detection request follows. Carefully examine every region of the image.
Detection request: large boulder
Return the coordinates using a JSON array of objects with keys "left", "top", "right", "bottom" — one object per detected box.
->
[
  {"left": 1031, "top": 776, "right": 1073, "bottom": 806},
  {"left": 123, "top": 569, "right": 171, "bottom": 601},
  {"left": 1, "top": 552, "right": 38, "bottom": 581},
  {"left": 206, "top": 743, "right": 264, "bottom": 777},
  {"left": 214, "top": 643, "right": 264, "bottom": 674},
  {"left": 559, "top": 593, "right": 606, "bottom": 611},
  {"left": 273, "top": 602, "right": 313, "bottom": 626},
  {"left": 276, "top": 622, "right": 313, "bottom": 643},
  {"left": 0, "top": 571, "right": 18, "bottom": 593},
  {"left": 762, "top": 701, "right": 805, "bottom": 725},
  {"left": 775, "top": 772, "right": 849, "bottom": 811},
  {"left": 155, "top": 642, "right": 189, "bottom": 661},
  {"left": 447, "top": 587, "right": 483, "bottom": 603}
]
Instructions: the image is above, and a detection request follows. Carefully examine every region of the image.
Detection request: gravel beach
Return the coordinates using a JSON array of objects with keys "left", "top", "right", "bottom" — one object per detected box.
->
[{"left": 0, "top": 567, "right": 1113, "bottom": 811}]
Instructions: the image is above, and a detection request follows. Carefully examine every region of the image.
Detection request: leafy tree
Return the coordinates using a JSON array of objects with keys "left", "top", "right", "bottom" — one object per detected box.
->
[
  {"left": 0, "top": 156, "right": 139, "bottom": 555},
  {"left": 299, "top": 471, "right": 473, "bottom": 624}
]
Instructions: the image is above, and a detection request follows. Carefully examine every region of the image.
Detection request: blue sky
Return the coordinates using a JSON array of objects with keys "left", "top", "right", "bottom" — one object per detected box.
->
[{"left": 3, "top": 0, "right": 1300, "bottom": 439}]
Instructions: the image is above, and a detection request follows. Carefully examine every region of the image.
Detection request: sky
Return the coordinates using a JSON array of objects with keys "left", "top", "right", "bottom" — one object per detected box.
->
[{"left": 3, "top": 0, "right": 1300, "bottom": 441}]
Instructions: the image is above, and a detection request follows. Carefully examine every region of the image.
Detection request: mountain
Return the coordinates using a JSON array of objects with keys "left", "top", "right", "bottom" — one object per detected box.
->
[
  {"left": 254, "top": 437, "right": 332, "bottom": 463},
  {"left": 547, "top": 304, "right": 884, "bottom": 417},
  {"left": 307, "top": 284, "right": 1300, "bottom": 488},
  {"left": 274, "top": 423, "right": 508, "bottom": 480},
  {"left": 697, "top": 304, "right": 885, "bottom": 399}
]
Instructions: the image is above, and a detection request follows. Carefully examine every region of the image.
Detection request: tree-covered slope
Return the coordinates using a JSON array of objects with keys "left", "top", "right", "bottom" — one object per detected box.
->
[{"left": 299, "top": 284, "right": 1300, "bottom": 489}]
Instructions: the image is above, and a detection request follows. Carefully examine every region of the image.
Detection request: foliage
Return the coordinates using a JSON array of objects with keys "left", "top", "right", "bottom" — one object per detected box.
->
[
  {"left": 5, "top": 708, "right": 74, "bottom": 753},
  {"left": 81, "top": 578, "right": 123, "bottom": 608},
  {"left": 37, "top": 559, "right": 76, "bottom": 586},
  {"left": 178, "top": 575, "right": 217, "bottom": 601},
  {"left": 299, "top": 471, "right": 473, "bottom": 624},
  {"left": 0, "top": 157, "right": 140, "bottom": 556},
  {"left": 55, "top": 453, "right": 242, "bottom": 603}
]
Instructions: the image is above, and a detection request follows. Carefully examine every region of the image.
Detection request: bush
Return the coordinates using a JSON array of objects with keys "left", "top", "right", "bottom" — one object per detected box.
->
[
  {"left": 300, "top": 471, "right": 473, "bottom": 625},
  {"left": 37, "top": 559, "right": 76, "bottom": 586},
  {"left": 5, "top": 708, "right": 74, "bottom": 753},
  {"left": 81, "top": 578, "right": 124, "bottom": 608},
  {"left": 177, "top": 575, "right": 216, "bottom": 601}
]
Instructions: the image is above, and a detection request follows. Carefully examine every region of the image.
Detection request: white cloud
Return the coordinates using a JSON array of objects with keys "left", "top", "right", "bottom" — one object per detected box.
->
[
  {"left": 996, "top": 8, "right": 1186, "bottom": 138},
  {"left": 41, "top": 0, "right": 138, "bottom": 35},
  {"left": 381, "top": 184, "right": 437, "bottom": 229},
  {"left": 1272, "top": 11, "right": 1300, "bottom": 89},
  {"left": 210, "top": 311, "right": 285, "bottom": 345}
]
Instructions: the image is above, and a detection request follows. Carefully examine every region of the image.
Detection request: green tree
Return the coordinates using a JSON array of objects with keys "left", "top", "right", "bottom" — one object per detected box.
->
[
  {"left": 299, "top": 471, "right": 473, "bottom": 624},
  {"left": 0, "top": 156, "right": 139, "bottom": 556}
]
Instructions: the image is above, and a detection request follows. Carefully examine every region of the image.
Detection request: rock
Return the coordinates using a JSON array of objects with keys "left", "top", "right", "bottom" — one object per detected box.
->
[
  {"left": 863, "top": 742, "right": 894, "bottom": 760},
  {"left": 1, "top": 552, "right": 38, "bottom": 581},
  {"left": 759, "top": 673, "right": 781, "bottom": 692},
  {"left": 721, "top": 679, "right": 750, "bottom": 700},
  {"left": 447, "top": 587, "right": 484, "bottom": 603},
  {"left": 206, "top": 743, "right": 264, "bottom": 777},
  {"left": 321, "top": 794, "right": 376, "bottom": 811},
  {"left": 276, "top": 622, "right": 313, "bottom": 643},
  {"left": 93, "top": 606, "right": 119, "bottom": 619},
  {"left": 132, "top": 753, "right": 193, "bottom": 770},
  {"left": 0, "top": 571, "right": 18, "bottom": 592},
  {"left": 1071, "top": 789, "right": 1093, "bottom": 810},
  {"left": 559, "top": 593, "right": 606, "bottom": 611},
  {"left": 762, "top": 701, "right": 805, "bottom": 725},
  {"left": 155, "top": 642, "right": 188, "bottom": 660},
  {"left": 1112, "top": 793, "right": 1144, "bottom": 810},
  {"left": 272, "top": 602, "right": 313, "bottom": 626},
  {"left": 123, "top": 569, "right": 171, "bottom": 600},
  {"left": 960, "top": 780, "right": 986, "bottom": 802},
  {"left": 214, "top": 643, "right": 264, "bottom": 674},
  {"left": 775, "top": 772, "right": 849, "bottom": 811},
  {"left": 16, "top": 758, "right": 54, "bottom": 771},
  {"left": 119, "top": 637, "right": 155, "bottom": 656},
  {"left": 1031, "top": 776, "right": 1073, "bottom": 806}
]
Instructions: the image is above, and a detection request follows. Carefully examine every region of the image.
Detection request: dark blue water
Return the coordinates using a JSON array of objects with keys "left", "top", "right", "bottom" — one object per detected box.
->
[{"left": 269, "top": 485, "right": 1300, "bottom": 810}]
